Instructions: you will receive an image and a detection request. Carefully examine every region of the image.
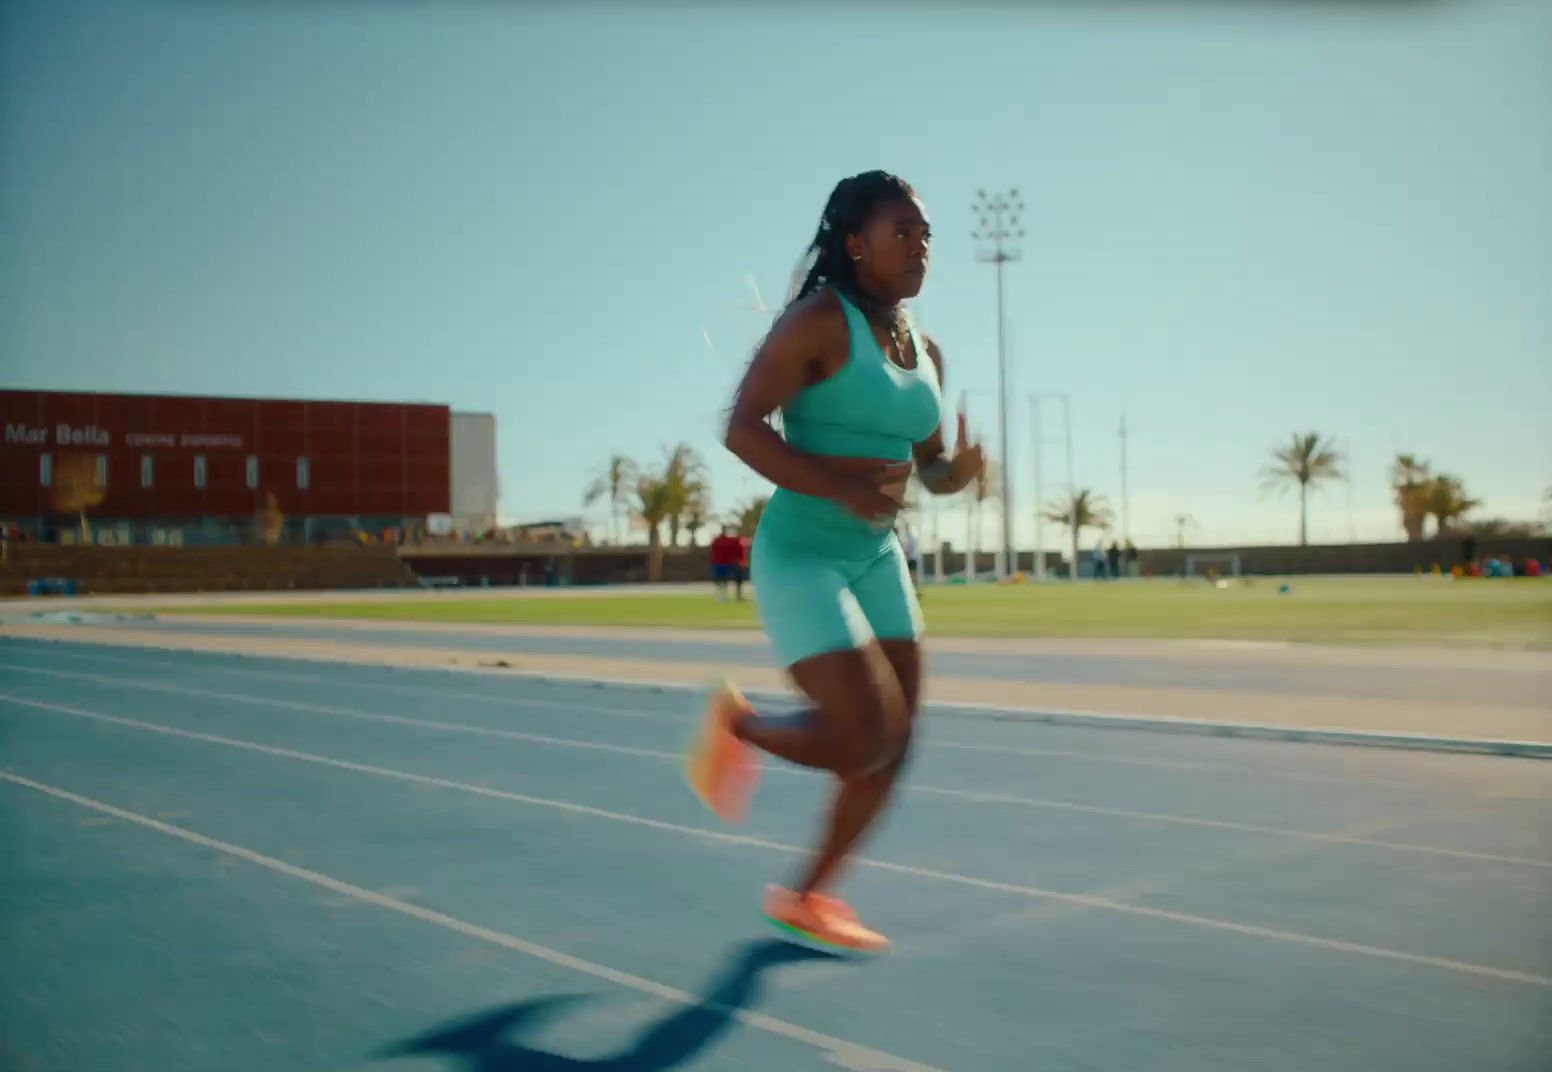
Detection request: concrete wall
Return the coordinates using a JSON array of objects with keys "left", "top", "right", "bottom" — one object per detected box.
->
[
  {"left": 402, "top": 536, "right": 1551, "bottom": 588},
  {"left": 1137, "top": 536, "right": 1550, "bottom": 576},
  {"left": 449, "top": 411, "right": 498, "bottom": 532}
]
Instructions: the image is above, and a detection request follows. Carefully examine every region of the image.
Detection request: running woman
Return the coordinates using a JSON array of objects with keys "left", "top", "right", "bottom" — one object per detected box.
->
[{"left": 686, "top": 171, "right": 983, "bottom": 950}]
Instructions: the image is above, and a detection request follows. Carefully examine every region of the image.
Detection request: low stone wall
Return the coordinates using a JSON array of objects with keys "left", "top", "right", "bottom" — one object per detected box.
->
[
  {"left": 399, "top": 535, "right": 1550, "bottom": 588},
  {"left": 1, "top": 544, "right": 417, "bottom": 596},
  {"left": 1138, "top": 536, "right": 1549, "bottom": 576}
]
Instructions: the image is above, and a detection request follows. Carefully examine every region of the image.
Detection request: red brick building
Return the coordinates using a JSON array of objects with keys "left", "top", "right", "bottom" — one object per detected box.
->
[{"left": 0, "top": 390, "right": 492, "bottom": 543}]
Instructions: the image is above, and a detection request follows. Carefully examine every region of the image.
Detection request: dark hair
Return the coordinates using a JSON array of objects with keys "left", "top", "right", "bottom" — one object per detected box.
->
[
  {"left": 728, "top": 171, "right": 915, "bottom": 438},
  {"left": 787, "top": 170, "right": 916, "bottom": 330}
]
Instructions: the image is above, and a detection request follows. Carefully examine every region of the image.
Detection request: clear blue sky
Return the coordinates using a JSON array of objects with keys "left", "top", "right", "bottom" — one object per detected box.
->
[{"left": 3, "top": 0, "right": 1548, "bottom": 550}]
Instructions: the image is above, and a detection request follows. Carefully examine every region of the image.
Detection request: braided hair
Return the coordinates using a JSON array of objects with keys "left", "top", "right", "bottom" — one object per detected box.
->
[{"left": 787, "top": 170, "right": 917, "bottom": 335}]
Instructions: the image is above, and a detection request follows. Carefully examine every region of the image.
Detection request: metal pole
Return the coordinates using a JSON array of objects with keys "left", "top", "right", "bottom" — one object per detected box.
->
[
  {"left": 996, "top": 255, "right": 1011, "bottom": 578},
  {"left": 972, "top": 189, "right": 1024, "bottom": 582},
  {"left": 1062, "top": 395, "right": 1075, "bottom": 501},
  {"left": 965, "top": 494, "right": 976, "bottom": 584},
  {"left": 1031, "top": 395, "right": 1044, "bottom": 582},
  {"left": 1062, "top": 394, "right": 1076, "bottom": 580},
  {"left": 1344, "top": 436, "right": 1355, "bottom": 543},
  {"left": 1119, "top": 411, "right": 1130, "bottom": 545}
]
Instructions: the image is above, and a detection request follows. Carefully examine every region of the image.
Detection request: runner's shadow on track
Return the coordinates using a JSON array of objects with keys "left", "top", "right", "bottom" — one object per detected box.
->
[{"left": 377, "top": 939, "right": 840, "bottom": 1070}]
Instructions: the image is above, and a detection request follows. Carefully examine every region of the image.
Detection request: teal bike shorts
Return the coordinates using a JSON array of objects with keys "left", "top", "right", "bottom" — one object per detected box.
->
[{"left": 751, "top": 531, "right": 924, "bottom": 668}]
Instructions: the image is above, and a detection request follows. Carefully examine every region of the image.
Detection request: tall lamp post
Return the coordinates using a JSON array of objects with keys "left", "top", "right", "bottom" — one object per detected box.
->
[{"left": 971, "top": 189, "right": 1023, "bottom": 579}]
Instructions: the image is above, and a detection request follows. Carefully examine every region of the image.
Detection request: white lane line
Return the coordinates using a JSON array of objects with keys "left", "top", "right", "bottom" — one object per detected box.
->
[
  {"left": 9, "top": 644, "right": 665, "bottom": 720},
  {"left": 3, "top": 694, "right": 1548, "bottom": 989},
  {"left": 926, "top": 736, "right": 1211, "bottom": 768},
  {"left": 906, "top": 786, "right": 1552, "bottom": 870},
  {"left": 3, "top": 663, "right": 1545, "bottom": 870},
  {"left": 0, "top": 663, "right": 683, "bottom": 760},
  {"left": 0, "top": 771, "right": 944, "bottom": 1072},
  {"left": 7, "top": 639, "right": 1513, "bottom": 787},
  {"left": 0, "top": 693, "right": 817, "bottom": 855}
]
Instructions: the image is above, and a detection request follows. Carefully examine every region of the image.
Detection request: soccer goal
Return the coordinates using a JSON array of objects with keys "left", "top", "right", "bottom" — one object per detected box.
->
[{"left": 1184, "top": 552, "right": 1243, "bottom": 580}]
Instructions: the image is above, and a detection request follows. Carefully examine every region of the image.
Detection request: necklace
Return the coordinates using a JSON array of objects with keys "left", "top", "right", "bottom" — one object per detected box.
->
[
  {"left": 865, "top": 305, "right": 911, "bottom": 367},
  {"left": 842, "top": 284, "right": 913, "bottom": 368}
]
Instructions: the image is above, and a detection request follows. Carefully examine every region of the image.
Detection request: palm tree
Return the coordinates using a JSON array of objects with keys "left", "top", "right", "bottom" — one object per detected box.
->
[
  {"left": 256, "top": 491, "right": 285, "bottom": 546},
  {"left": 732, "top": 496, "right": 767, "bottom": 537},
  {"left": 1044, "top": 489, "right": 1113, "bottom": 576},
  {"left": 1391, "top": 454, "right": 1431, "bottom": 542},
  {"left": 1261, "top": 432, "right": 1345, "bottom": 546},
  {"left": 582, "top": 454, "right": 637, "bottom": 546},
  {"left": 634, "top": 475, "right": 675, "bottom": 581},
  {"left": 661, "top": 442, "right": 708, "bottom": 547},
  {"left": 681, "top": 483, "right": 712, "bottom": 547},
  {"left": 1420, "top": 474, "right": 1478, "bottom": 538}
]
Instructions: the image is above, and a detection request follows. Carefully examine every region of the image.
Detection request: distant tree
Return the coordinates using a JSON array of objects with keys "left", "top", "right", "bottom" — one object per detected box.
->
[
  {"left": 583, "top": 453, "right": 638, "bottom": 546},
  {"left": 732, "top": 496, "right": 767, "bottom": 537},
  {"left": 661, "top": 442, "right": 708, "bottom": 547},
  {"left": 1459, "top": 517, "right": 1545, "bottom": 539},
  {"left": 634, "top": 475, "right": 675, "bottom": 582},
  {"left": 1391, "top": 454, "right": 1431, "bottom": 542},
  {"left": 257, "top": 491, "right": 285, "bottom": 546},
  {"left": 681, "top": 482, "right": 712, "bottom": 547},
  {"left": 1044, "top": 489, "right": 1112, "bottom": 570},
  {"left": 1261, "top": 432, "right": 1345, "bottom": 546},
  {"left": 51, "top": 453, "right": 104, "bottom": 542},
  {"left": 1420, "top": 474, "right": 1479, "bottom": 538}
]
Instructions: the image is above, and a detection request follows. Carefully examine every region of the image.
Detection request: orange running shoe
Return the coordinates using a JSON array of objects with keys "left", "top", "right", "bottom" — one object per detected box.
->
[
  {"left": 685, "top": 679, "right": 758, "bottom": 823},
  {"left": 807, "top": 892, "right": 858, "bottom": 921},
  {"left": 762, "top": 885, "right": 889, "bottom": 953}
]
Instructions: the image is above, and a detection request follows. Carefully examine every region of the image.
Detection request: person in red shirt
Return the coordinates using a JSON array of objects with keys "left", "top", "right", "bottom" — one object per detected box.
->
[
  {"left": 709, "top": 529, "right": 740, "bottom": 601},
  {"left": 732, "top": 531, "right": 751, "bottom": 602}
]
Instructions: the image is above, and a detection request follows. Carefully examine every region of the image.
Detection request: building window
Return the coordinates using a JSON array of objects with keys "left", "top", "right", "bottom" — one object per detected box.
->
[
  {"left": 96, "top": 455, "right": 108, "bottom": 487},
  {"left": 141, "top": 455, "right": 154, "bottom": 488},
  {"left": 40, "top": 453, "right": 52, "bottom": 488},
  {"left": 246, "top": 455, "right": 259, "bottom": 489},
  {"left": 194, "top": 455, "right": 207, "bottom": 490},
  {"left": 296, "top": 457, "right": 309, "bottom": 490}
]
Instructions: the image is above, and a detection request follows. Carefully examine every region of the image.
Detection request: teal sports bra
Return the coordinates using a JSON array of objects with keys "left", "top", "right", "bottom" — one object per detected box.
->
[
  {"left": 781, "top": 290, "right": 943, "bottom": 461},
  {"left": 758, "top": 289, "right": 944, "bottom": 556}
]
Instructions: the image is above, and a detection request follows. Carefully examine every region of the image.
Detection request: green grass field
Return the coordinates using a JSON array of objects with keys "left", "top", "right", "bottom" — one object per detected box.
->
[{"left": 164, "top": 577, "right": 1552, "bottom": 649}]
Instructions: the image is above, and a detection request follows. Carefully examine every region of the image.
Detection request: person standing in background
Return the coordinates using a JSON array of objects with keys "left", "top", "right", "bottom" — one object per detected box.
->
[
  {"left": 733, "top": 529, "right": 751, "bottom": 602},
  {"left": 710, "top": 528, "right": 738, "bottom": 601}
]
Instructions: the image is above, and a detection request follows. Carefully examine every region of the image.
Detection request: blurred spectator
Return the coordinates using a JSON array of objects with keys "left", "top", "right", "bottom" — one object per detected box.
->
[
  {"left": 710, "top": 527, "right": 739, "bottom": 602},
  {"left": 734, "top": 530, "right": 750, "bottom": 602}
]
